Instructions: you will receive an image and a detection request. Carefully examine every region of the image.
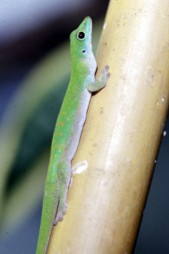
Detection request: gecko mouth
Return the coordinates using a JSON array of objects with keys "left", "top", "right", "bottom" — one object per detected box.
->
[{"left": 81, "top": 16, "right": 92, "bottom": 34}]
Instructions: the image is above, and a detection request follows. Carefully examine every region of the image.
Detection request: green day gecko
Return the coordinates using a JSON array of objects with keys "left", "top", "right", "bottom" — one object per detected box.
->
[{"left": 36, "top": 16, "right": 110, "bottom": 254}]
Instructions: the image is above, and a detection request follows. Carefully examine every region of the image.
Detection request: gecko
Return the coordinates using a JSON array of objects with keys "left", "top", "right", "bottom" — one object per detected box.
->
[{"left": 36, "top": 16, "right": 110, "bottom": 254}]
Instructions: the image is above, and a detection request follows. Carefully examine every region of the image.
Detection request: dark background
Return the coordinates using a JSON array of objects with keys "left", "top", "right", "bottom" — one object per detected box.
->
[{"left": 0, "top": 1, "right": 169, "bottom": 253}]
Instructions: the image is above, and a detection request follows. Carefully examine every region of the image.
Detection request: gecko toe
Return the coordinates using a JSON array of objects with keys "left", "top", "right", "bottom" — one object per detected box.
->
[
  {"left": 106, "top": 72, "right": 110, "bottom": 79},
  {"left": 53, "top": 211, "right": 64, "bottom": 226}
]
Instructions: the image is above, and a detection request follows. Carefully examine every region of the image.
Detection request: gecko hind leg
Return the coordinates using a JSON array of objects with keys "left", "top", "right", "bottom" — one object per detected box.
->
[{"left": 53, "top": 161, "right": 71, "bottom": 226}]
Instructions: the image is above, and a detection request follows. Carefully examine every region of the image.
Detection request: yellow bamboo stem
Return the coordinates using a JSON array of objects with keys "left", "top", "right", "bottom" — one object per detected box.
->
[{"left": 48, "top": 1, "right": 169, "bottom": 253}]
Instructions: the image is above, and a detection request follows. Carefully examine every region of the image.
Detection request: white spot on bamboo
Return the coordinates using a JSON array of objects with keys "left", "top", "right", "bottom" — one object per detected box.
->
[
  {"left": 161, "top": 96, "right": 166, "bottom": 103},
  {"left": 103, "top": 23, "right": 107, "bottom": 30},
  {"left": 72, "top": 160, "right": 88, "bottom": 175}
]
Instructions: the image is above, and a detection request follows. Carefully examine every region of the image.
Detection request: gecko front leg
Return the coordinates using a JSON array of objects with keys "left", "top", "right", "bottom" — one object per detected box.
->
[{"left": 87, "top": 65, "right": 110, "bottom": 92}]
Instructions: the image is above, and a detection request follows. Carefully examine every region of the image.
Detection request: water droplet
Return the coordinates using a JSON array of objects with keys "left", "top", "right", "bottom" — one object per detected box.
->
[{"left": 163, "top": 130, "right": 167, "bottom": 136}]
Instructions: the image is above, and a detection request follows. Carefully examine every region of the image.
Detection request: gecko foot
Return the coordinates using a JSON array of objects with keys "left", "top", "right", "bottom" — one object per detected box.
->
[
  {"left": 99, "top": 65, "right": 110, "bottom": 81},
  {"left": 53, "top": 201, "right": 67, "bottom": 226}
]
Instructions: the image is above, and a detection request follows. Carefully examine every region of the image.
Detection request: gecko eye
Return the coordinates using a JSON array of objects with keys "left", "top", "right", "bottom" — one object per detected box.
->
[{"left": 77, "top": 31, "right": 85, "bottom": 40}]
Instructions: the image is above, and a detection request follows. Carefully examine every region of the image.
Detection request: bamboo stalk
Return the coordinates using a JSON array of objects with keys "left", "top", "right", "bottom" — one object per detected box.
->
[{"left": 48, "top": 1, "right": 169, "bottom": 253}]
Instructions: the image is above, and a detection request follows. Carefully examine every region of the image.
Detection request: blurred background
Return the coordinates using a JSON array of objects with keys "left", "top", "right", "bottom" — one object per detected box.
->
[{"left": 0, "top": 0, "right": 168, "bottom": 253}]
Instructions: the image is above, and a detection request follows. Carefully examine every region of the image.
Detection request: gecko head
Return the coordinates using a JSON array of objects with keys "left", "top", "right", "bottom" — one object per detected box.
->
[{"left": 70, "top": 17, "right": 93, "bottom": 60}]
